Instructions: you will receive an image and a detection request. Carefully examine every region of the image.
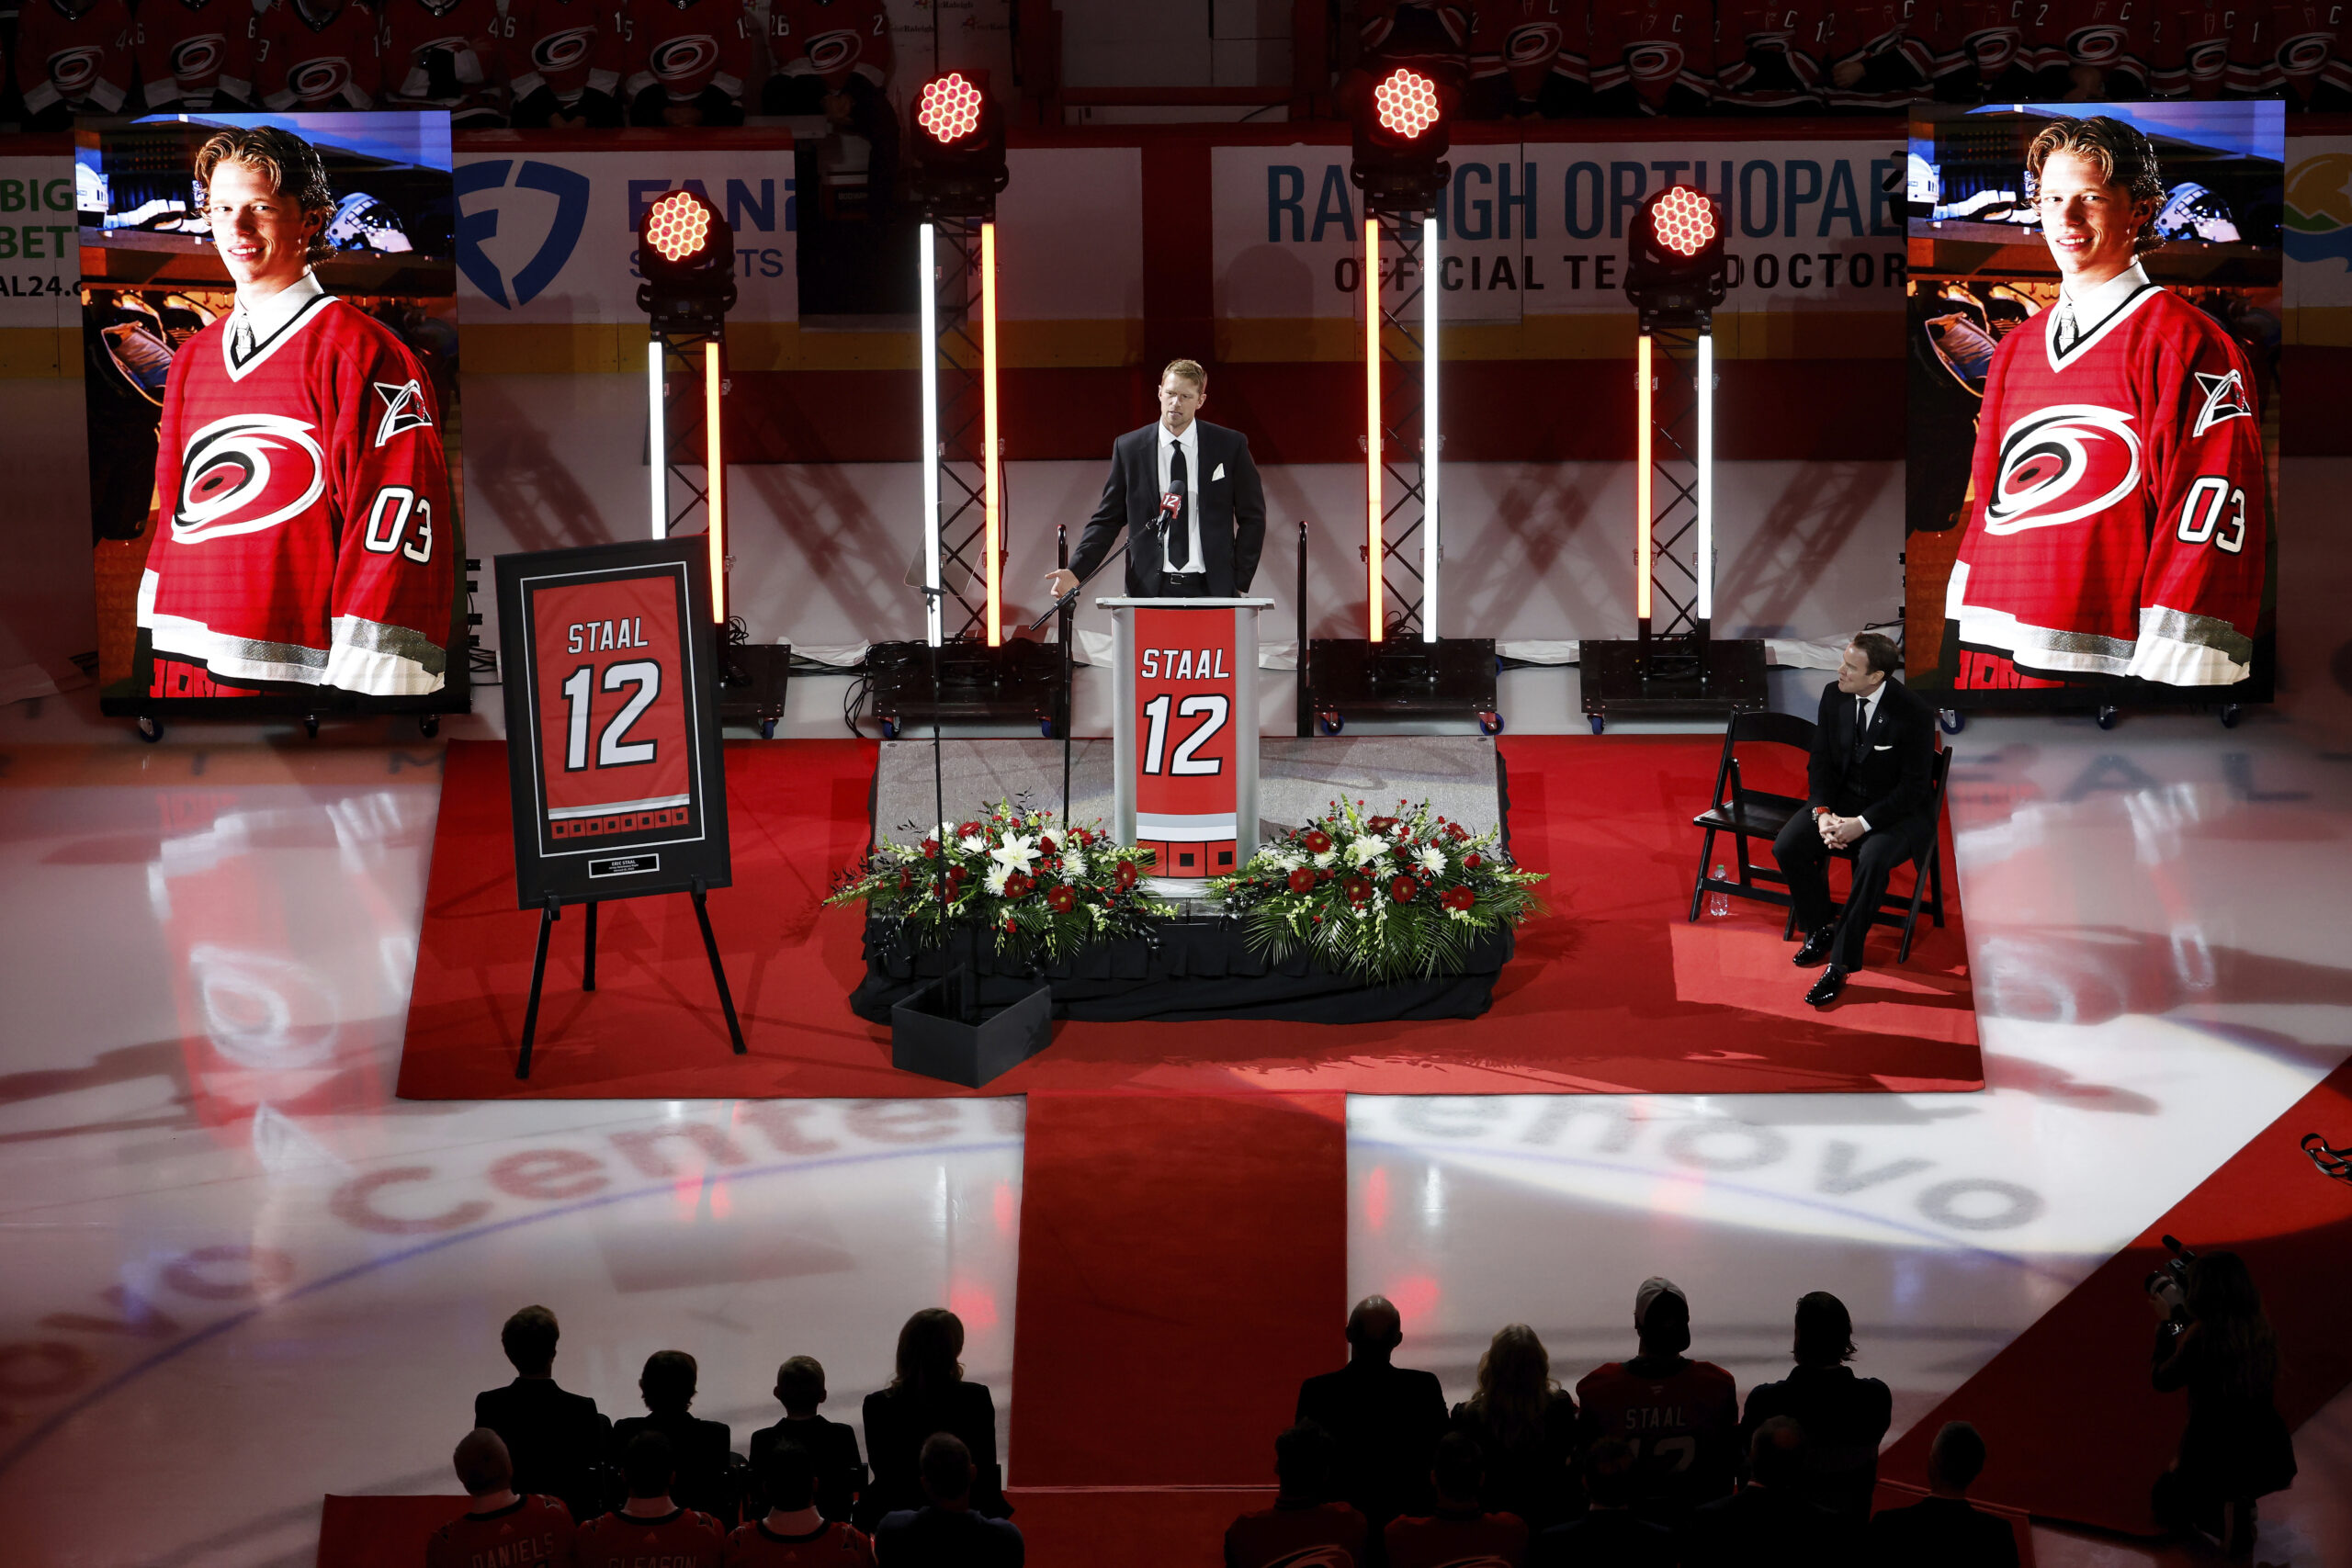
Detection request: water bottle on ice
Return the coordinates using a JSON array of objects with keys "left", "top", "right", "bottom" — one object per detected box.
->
[{"left": 1707, "top": 863, "right": 1730, "bottom": 919}]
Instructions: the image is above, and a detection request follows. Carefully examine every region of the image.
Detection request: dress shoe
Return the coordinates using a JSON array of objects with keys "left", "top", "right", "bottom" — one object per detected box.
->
[
  {"left": 1804, "top": 966, "right": 1848, "bottom": 1008},
  {"left": 1792, "top": 927, "right": 1837, "bottom": 967}
]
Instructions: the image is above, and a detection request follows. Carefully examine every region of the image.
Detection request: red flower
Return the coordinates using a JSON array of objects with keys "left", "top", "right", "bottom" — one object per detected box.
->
[
  {"left": 1303, "top": 829, "right": 1332, "bottom": 854},
  {"left": 1115, "top": 861, "right": 1139, "bottom": 890},
  {"left": 957, "top": 821, "right": 982, "bottom": 839},
  {"left": 1464, "top": 853, "right": 1482, "bottom": 870},
  {"left": 1369, "top": 815, "right": 1400, "bottom": 835},
  {"left": 1390, "top": 875, "right": 1419, "bottom": 903},
  {"left": 897, "top": 870, "right": 913, "bottom": 892},
  {"left": 1005, "top": 872, "right": 1035, "bottom": 899},
  {"left": 946, "top": 865, "right": 968, "bottom": 886},
  {"left": 1446, "top": 822, "right": 1470, "bottom": 843},
  {"left": 1003, "top": 917, "right": 1019, "bottom": 933},
  {"left": 1287, "top": 867, "right": 1317, "bottom": 894},
  {"left": 1047, "top": 885, "right": 1077, "bottom": 913},
  {"left": 1343, "top": 875, "right": 1374, "bottom": 905},
  {"left": 920, "top": 839, "right": 940, "bottom": 860},
  {"left": 1039, "top": 835, "right": 1058, "bottom": 855},
  {"left": 1393, "top": 843, "right": 1416, "bottom": 863},
  {"left": 1442, "top": 886, "right": 1476, "bottom": 911}
]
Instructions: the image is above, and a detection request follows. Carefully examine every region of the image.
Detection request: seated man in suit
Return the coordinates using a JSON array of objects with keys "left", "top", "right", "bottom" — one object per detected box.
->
[
  {"left": 1295, "top": 1295, "right": 1450, "bottom": 1528},
  {"left": 612, "top": 1349, "right": 738, "bottom": 1525},
  {"left": 1770, "top": 630, "right": 1938, "bottom": 1008},
  {"left": 1864, "top": 1421, "right": 2019, "bottom": 1567},
  {"left": 1045, "top": 357, "right": 1267, "bottom": 604},
  {"left": 1686, "top": 1417, "right": 1862, "bottom": 1566},
  {"left": 474, "top": 1304, "right": 613, "bottom": 1523}
]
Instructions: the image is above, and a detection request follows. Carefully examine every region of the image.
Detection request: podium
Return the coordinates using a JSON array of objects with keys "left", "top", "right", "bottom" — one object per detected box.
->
[{"left": 1102, "top": 597, "right": 1272, "bottom": 881}]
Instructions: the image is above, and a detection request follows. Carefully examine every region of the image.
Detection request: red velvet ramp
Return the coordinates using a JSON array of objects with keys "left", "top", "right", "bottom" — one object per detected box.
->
[
  {"left": 396, "top": 737, "right": 1981, "bottom": 1099},
  {"left": 1878, "top": 1055, "right": 2352, "bottom": 1534}
]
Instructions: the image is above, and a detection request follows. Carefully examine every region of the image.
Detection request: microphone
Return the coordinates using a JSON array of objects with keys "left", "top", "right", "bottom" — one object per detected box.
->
[{"left": 1148, "top": 490, "right": 1181, "bottom": 536}]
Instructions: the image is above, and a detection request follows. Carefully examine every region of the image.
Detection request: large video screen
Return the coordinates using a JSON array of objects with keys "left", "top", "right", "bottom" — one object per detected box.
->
[
  {"left": 84, "top": 112, "right": 467, "bottom": 719},
  {"left": 1905, "top": 102, "right": 2281, "bottom": 708}
]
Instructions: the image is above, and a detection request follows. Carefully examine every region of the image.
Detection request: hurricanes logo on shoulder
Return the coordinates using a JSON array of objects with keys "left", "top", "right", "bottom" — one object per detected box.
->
[
  {"left": 1984, "top": 403, "right": 2141, "bottom": 534},
  {"left": 288, "top": 57, "right": 355, "bottom": 101},
  {"left": 805, "top": 28, "right": 859, "bottom": 73},
  {"left": 1627, "top": 41, "right": 1684, "bottom": 80},
  {"left": 373, "top": 379, "right": 435, "bottom": 446},
  {"left": 2067, "top": 22, "right": 2125, "bottom": 62},
  {"left": 169, "top": 34, "right": 229, "bottom": 82},
  {"left": 2191, "top": 368, "right": 2253, "bottom": 437},
  {"left": 533, "top": 27, "right": 595, "bottom": 71},
  {"left": 175, "top": 414, "right": 327, "bottom": 542},
  {"left": 650, "top": 33, "right": 719, "bottom": 82},
  {"left": 1970, "top": 29, "right": 2018, "bottom": 73},
  {"left": 46, "top": 45, "right": 106, "bottom": 96},
  {"left": 1506, "top": 22, "right": 1564, "bottom": 62}
]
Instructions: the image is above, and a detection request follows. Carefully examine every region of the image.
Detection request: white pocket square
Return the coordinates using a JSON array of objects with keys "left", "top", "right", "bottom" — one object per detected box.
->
[
  {"left": 1211, "top": 463, "right": 1226, "bottom": 480},
  {"left": 1872, "top": 743, "right": 1893, "bottom": 750}
]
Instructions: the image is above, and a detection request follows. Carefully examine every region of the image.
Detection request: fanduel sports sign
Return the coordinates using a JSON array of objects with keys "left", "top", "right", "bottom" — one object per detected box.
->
[{"left": 454, "top": 142, "right": 797, "bottom": 323}]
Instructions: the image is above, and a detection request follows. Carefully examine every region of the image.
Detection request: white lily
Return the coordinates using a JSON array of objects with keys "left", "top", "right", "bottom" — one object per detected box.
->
[
  {"left": 1313, "top": 849, "right": 1338, "bottom": 869},
  {"left": 1347, "top": 835, "right": 1388, "bottom": 867},
  {"left": 990, "top": 833, "right": 1041, "bottom": 873}
]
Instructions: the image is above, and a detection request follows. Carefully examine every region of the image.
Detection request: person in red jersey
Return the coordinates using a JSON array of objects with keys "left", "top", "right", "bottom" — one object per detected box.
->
[
  {"left": 136, "top": 127, "right": 453, "bottom": 703},
  {"left": 1713, "top": 0, "right": 1831, "bottom": 111},
  {"left": 579, "top": 1431, "right": 729, "bottom": 1568},
  {"left": 1224, "top": 1423, "right": 1369, "bottom": 1568},
  {"left": 2228, "top": 0, "right": 2352, "bottom": 105},
  {"left": 2145, "top": 0, "right": 2234, "bottom": 96},
  {"left": 622, "top": 0, "right": 755, "bottom": 125},
  {"left": 252, "top": 0, "right": 380, "bottom": 110},
  {"left": 135, "top": 0, "right": 257, "bottom": 110},
  {"left": 1927, "top": 0, "right": 2037, "bottom": 102},
  {"left": 1466, "top": 0, "right": 1589, "bottom": 118},
  {"left": 1383, "top": 1431, "right": 1528, "bottom": 1568},
  {"left": 12, "top": 0, "right": 135, "bottom": 130},
  {"left": 1944, "top": 117, "right": 2267, "bottom": 691},
  {"left": 1573, "top": 1278, "right": 1738, "bottom": 1529},
  {"left": 380, "top": 0, "right": 504, "bottom": 124},
  {"left": 504, "top": 0, "right": 624, "bottom": 123},
  {"left": 426, "top": 1428, "right": 580, "bottom": 1568},
  {"left": 724, "top": 1441, "right": 875, "bottom": 1567},
  {"left": 1587, "top": 0, "right": 1713, "bottom": 115}
]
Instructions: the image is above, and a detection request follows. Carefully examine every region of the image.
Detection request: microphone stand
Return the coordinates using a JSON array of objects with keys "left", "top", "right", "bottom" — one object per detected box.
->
[
  {"left": 1030, "top": 507, "right": 1172, "bottom": 839},
  {"left": 915, "top": 581, "right": 967, "bottom": 1020}
]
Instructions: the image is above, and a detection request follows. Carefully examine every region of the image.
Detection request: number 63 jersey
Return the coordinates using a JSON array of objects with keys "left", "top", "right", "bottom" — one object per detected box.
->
[
  {"left": 1948, "top": 283, "right": 2267, "bottom": 688},
  {"left": 138, "top": 285, "right": 456, "bottom": 697}
]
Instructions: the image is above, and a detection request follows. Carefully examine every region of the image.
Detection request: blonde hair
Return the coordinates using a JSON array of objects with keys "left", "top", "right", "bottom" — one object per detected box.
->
[
  {"left": 2026, "top": 117, "right": 2166, "bottom": 254},
  {"left": 194, "top": 126, "right": 337, "bottom": 264},
  {"left": 1160, "top": 358, "right": 1207, "bottom": 390},
  {"left": 1468, "top": 1324, "right": 1560, "bottom": 1447}
]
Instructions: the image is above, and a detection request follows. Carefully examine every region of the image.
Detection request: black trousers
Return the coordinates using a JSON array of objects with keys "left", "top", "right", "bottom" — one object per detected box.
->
[{"left": 1771, "top": 808, "right": 1934, "bottom": 970}]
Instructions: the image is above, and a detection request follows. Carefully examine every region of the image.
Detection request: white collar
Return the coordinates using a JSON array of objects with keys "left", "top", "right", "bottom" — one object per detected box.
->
[
  {"left": 1158, "top": 420, "right": 1196, "bottom": 448},
  {"left": 1857, "top": 681, "right": 1886, "bottom": 719},
  {"left": 2058, "top": 261, "right": 2151, "bottom": 321},
  {"left": 233, "top": 270, "right": 325, "bottom": 338}
]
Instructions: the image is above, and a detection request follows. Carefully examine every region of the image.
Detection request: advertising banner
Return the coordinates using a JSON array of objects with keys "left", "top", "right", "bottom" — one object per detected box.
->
[{"left": 0, "top": 153, "right": 77, "bottom": 338}]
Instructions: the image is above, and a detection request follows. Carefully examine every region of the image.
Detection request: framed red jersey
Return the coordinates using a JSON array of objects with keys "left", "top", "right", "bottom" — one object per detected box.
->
[{"left": 497, "top": 538, "right": 730, "bottom": 908}]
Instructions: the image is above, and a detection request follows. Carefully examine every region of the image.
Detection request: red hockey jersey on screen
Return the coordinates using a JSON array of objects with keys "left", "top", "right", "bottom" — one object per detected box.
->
[
  {"left": 1361, "top": 0, "right": 1476, "bottom": 86},
  {"left": 2228, "top": 0, "right": 2347, "bottom": 96},
  {"left": 1589, "top": 0, "right": 1713, "bottom": 109},
  {"left": 254, "top": 0, "right": 379, "bottom": 108},
  {"left": 768, "top": 0, "right": 890, "bottom": 89},
  {"left": 139, "top": 283, "right": 455, "bottom": 697},
  {"left": 1574, "top": 1358, "right": 1740, "bottom": 1518},
  {"left": 1470, "top": 0, "right": 1589, "bottom": 98},
  {"left": 381, "top": 0, "right": 503, "bottom": 114},
  {"left": 1713, "top": 0, "right": 1830, "bottom": 107},
  {"left": 1820, "top": 0, "right": 1936, "bottom": 105},
  {"left": 579, "top": 1506, "right": 727, "bottom": 1568},
  {"left": 425, "top": 1495, "right": 576, "bottom": 1568},
  {"left": 1949, "top": 284, "right": 2267, "bottom": 688},
  {"left": 136, "top": 0, "right": 255, "bottom": 107},
  {"left": 2033, "top": 0, "right": 2153, "bottom": 87},
  {"left": 14, "top": 0, "right": 135, "bottom": 115},
  {"left": 2147, "top": 0, "right": 2234, "bottom": 93},
  {"left": 1928, "top": 0, "right": 2034, "bottom": 89},
  {"left": 721, "top": 1517, "right": 876, "bottom": 1566},
  {"left": 624, "top": 0, "right": 756, "bottom": 103},
  {"left": 506, "top": 0, "right": 622, "bottom": 104}
]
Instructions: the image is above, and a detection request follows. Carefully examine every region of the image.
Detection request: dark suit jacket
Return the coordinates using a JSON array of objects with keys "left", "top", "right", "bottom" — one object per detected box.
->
[
  {"left": 1686, "top": 1483, "right": 1862, "bottom": 1567},
  {"left": 474, "top": 1378, "right": 612, "bottom": 1521},
  {"left": 1070, "top": 420, "right": 1267, "bottom": 598},
  {"left": 748, "top": 1414, "right": 866, "bottom": 1522},
  {"left": 858, "top": 1382, "right": 1006, "bottom": 1530},
  {"left": 1295, "top": 1359, "right": 1450, "bottom": 1524},
  {"left": 875, "top": 1505, "right": 1024, "bottom": 1567},
  {"left": 1738, "top": 1366, "right": 1893, "bottom": 1517},
  {"left": 1808, "top": 677, "right": 1936, "bottom": 830},
  {"left": 1532, "top": 1509, "right": 1678, "bottom": 1568},
  {"left": 612, "top": 1410, "right": 736, "bottom": 1524},
  {"left": 1863, "top": 1495, "right": 2020, "bottom": 1567}
]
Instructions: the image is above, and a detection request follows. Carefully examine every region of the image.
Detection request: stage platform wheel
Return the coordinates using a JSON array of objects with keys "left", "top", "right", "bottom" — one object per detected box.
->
[
  {"left": 2220, "top": 704, "right": 2240, "bottom": 729},
  {"left": 880, "top": 717, "right": 900, "bottom": 740},
  {"left": 760, "top": 718, "right": 778, "bottom": 739},
  {"left": 1939, "top": 708, "right": 1965, "bottom": 735},
  {"left": 2097, "top": 705, "right": 2120, "bottom": 730},
  {"left": 1039, "top": 717, "right": 1057, "bottom": 739},
  {"left": 1317, "top": 710, "right": 1344, "bottom": 736},
  {"left": 419, "top": 714, "right": 439, "bottom": 739},
  {"left": 1589, "top": 715, "right": 1606, "bottom": 734},
  {"left": 135, "top": 715, "right": 164, "bottom": 744},
  {"left": 303, "top": 713, "right": 320, "bottom": 739},
  {"left": 1478, "top": 710, "right": 1505, "bottom": 736}
]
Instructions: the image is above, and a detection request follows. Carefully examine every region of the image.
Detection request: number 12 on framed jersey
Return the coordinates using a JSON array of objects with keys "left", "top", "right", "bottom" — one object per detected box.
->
[{"left": 496, "top": 540, "right": 731, "bottom": 908}]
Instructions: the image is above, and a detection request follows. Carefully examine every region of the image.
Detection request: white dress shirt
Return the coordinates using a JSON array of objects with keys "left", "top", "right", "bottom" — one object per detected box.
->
[
  {"left": 1154, "top": 419, "right": 1204, "bottom": 575},
  {"left": 2052, "top": 260, "right": 2151, "bottom": 352},
  {"left": 229, "top": 270, "right": 325, "bottom": 356},
  {"left": 1848, "top": 679, "right": 1888, "bottom": 833}
]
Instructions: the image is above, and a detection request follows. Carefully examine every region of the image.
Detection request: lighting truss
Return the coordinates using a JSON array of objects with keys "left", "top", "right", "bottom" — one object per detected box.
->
[
  {"left": 1363, "top": 214, "right": 1442, "bottom": 644},
  {"left": 917, "top": 215, "right": 1001, "bottom": 647}
]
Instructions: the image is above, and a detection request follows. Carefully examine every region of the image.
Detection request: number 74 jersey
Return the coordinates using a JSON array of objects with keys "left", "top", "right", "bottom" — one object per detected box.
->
[
  {"left": 1948, "top": 283, "right": 2267, "bottom": 688},
  {"left": 139, "top": 290, "right": 457, "bottom": 695}
]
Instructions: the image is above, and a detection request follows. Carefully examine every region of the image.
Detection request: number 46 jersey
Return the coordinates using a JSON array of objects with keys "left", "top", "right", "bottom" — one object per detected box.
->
[{"left": 139, "top": 286, "right": 456, "bottom": 696}]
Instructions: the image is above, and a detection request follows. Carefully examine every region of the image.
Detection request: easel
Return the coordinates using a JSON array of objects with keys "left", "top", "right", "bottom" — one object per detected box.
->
[{"left": 514, "top": 877, "right": 747, "bottom": 1078}]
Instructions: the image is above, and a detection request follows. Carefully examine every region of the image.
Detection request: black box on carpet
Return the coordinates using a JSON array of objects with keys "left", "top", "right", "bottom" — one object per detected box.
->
[{"left": 890, "top": 966, "right": 1055, "bottom": 1088}]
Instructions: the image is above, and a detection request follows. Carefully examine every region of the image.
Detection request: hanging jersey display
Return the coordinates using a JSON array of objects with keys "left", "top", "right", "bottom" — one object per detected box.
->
[
  {"left": 253, "top": 0, "right": 380, "bottom": 109},
  {"left": 767, "top": 0, "right": 890, "bottom": 89},
  {"left": 380, "top": 0, "right": 504, "bottom": 120},
  {"left": 135, "top": 0, "right": 257, "bottom": 108},
  {"left": 15, "top": 0, "right": 136, "bottom": 118}
]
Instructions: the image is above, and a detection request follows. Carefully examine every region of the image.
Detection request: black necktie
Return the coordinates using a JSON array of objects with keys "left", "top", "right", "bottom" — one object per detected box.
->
[
  {"left": 1166, "top": 440, "right": 1192, "bottom": 572},
  {"left": 1849, "top": 695, "right": 1871, "bottom": 768}
]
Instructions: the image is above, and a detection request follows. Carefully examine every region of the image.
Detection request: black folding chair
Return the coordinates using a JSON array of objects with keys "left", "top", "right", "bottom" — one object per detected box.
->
[
  {"left": 1826, "top": 745, "right": 1951, "bottom": 964},
  {"left": 1689, "top": 710, "right": 1817, "bottom": 924}
]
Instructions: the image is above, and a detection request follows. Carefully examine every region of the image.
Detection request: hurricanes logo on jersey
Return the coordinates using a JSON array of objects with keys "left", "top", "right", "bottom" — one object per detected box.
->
[
  {"left": 650, "top": 33, "right": 719, "bottom": 81},
  {"left": 2279, "top": 30, "right": 2334, "bottom": 72},
  {"left": 2191, "top": 368, "right": 2253, "bottom": 436},
  {"left": 1506, "top": 21, "right": 1565, "bottom": 61},
  {"left": 533, "top": 26, "right": 595, "bottom": 70},
  {"left": 1627, "top": 40, "right": 1684, "bottom": 78},
  {"left": 1969, "top": 27, "right": 2019, "bottom": 71},
  {"left": 288, "top": 57, "right": 355, "bottom": 100},
  {"left": 2066, "top": 22, "right": 2126, "bottom": 62},
  {"left": 46, "top": 45, "right": 107, "bottom": 96},
  {"left": 175, "top": 413, "right": 328, "bottom": 542},
  {"left": 805, "top": 27, "right": 859, "bottom": 73},
  {"left": 373, "top": 380, "right": 435, "bottom": 446},
  {"left": 170, "top": 34, "right": 229, "bottom": 83},
  {"left": 1984, "top": 403, "right": 2141, "bottom": 533}
]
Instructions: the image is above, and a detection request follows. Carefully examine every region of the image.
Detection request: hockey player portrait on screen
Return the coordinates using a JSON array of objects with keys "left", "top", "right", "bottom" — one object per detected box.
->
[
  {"left": 1941, "top": 116, "right": 2268, "bottom": 691},
  {"left": 135, "top": 126, "right": 457, "bottom": 702}
]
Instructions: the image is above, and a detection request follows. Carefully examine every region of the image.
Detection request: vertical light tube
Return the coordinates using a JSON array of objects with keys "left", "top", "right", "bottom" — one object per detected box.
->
[
  {"left": 1696, "top": 329, "right": 1713, "bottom": 626},
  {"left": 919, "top": 221, "right": 942, "bottom": 646},
  {"left": 1420, "top": 215, "right": 1440, "bottom": 644},
  {"left": 704, "top": 339, "right": 725, "bottom": 624},
  {"left": 1635, "top": 333, "right": 1653, "bottom": 626},
  {"left": 647, "top": 338, "right": 666, "bottom": 540},
  {"left": 981, "top": 221, "right": 1001, "bottom": 648},
  {"left": 1365, "top": 216, "right": 1384, "bottom": 643}
]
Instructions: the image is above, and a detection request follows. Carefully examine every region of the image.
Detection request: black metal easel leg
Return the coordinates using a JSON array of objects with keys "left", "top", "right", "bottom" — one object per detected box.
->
[
  {"left": 691, "top": 876, "right": 748, "bottom": 1055},
  {"left": 516, "top": 895, "right": 560, "bottom": 1079},
  {"left": 583, "top": 900, "right": 598, "bottom": 992}
]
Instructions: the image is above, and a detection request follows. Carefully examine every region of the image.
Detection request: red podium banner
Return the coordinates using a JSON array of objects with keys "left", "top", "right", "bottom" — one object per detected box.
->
[{"left": 1107, "top": 598, "right": 1269, "bottom": 880}]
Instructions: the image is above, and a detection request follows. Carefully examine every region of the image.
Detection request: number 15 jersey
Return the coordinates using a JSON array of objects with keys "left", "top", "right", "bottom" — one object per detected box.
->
[{"left": 139, "top": 278, "right": 455, "bottom": 696}]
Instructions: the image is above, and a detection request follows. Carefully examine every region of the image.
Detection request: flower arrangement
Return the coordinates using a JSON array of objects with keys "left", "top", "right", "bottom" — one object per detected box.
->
[
  {"left": 826, "top": 799, "right": 1173, "bottom": 964},
  {"left": 1208, "top": 796, "right": 1545, "bottom": 984}
]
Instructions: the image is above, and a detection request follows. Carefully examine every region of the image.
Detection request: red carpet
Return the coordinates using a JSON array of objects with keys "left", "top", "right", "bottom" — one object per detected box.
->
[
  {"left": 1878, "top": 1054, "right": 2352, "bottom": 1534},
  {"left": 396, "top": 737, "right": 1980, "bottom": 1099}
]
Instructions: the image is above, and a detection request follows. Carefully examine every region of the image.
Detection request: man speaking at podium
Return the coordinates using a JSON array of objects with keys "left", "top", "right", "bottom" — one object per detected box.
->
[{"left": 1046, "top": 358, "right": 1266, "bottom": 602}]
